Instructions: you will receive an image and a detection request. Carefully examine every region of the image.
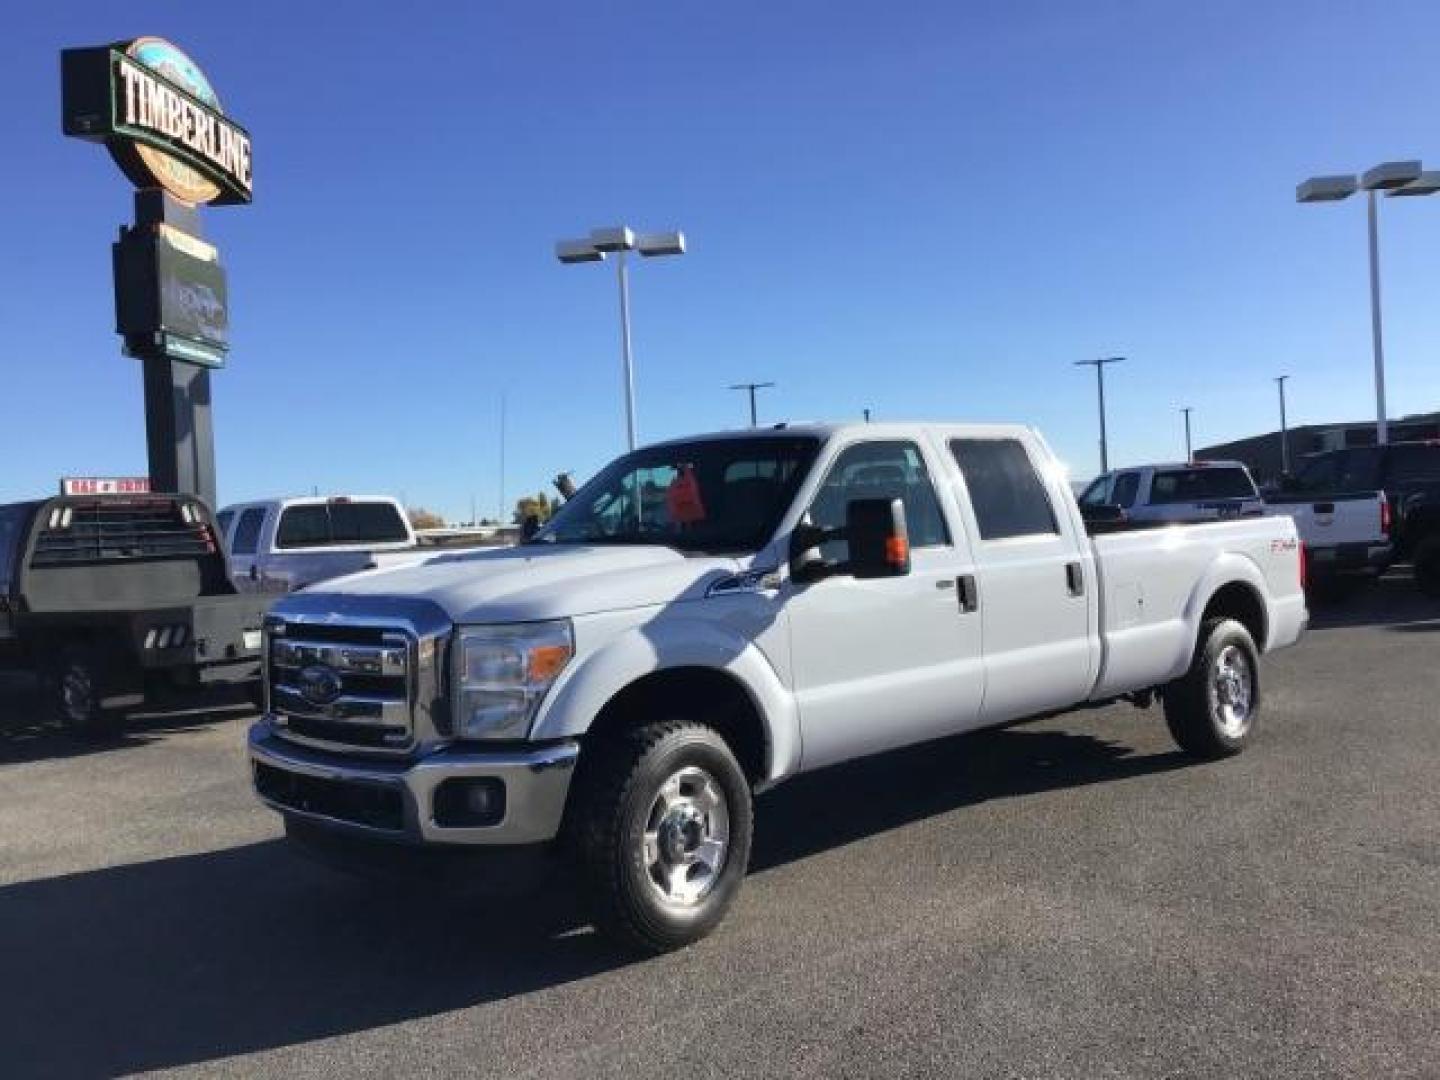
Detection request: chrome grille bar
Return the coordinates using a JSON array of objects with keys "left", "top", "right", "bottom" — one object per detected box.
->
[{"left": 266, "top": 623, "right": 415, "bottom": 754}]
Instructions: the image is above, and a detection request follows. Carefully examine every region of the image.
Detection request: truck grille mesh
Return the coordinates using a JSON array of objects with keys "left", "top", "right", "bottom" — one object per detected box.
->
[{"left": 267, "top": 625, "right": 414, "bottom": 753}]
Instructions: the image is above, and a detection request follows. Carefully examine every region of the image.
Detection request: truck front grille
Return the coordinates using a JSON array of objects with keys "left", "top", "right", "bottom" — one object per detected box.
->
[{"left": 267, "top": 625, "right": 415, "bottom": 753}]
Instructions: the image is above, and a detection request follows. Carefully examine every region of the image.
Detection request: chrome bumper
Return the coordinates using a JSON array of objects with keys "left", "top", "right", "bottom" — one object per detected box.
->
[{"left": 248, "top": 718, "right": 579, "bottom": 846}]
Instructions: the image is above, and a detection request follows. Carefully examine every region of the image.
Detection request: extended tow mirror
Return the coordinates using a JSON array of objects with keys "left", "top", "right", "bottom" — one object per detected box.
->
[
  {"left": 1079, "top": 503, "right": 1128, "bottom": 532},
  {"left": 845, "top": 497, "right": 911, "bottom": 578}
]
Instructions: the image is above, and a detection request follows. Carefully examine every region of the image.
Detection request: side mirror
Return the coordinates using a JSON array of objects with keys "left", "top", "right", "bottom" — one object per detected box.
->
[
  {"left": 1079, "top": 503, "right": 1129, "bottom": 533},
  {"left": 521, "top": 514, "right": 542, "bottom": 540},
  {"left": 846, "top": 498, "right": 911, "bottom": 578}
]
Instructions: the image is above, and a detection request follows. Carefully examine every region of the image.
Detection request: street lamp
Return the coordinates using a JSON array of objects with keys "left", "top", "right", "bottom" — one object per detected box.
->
[
  {"left": 1297, "top": 160, "right": 1439, "bottom": 445},
  {"left": 1275, "top": 375, "right": 1291, "bottom": 476},
  {"left": 1180, "top": 407, "right": 1193, "bottom": 463},
  {"left": 555, "top": 226, "right": 686, "bottom": 450},
  {"left": 1074, "top": 356, "right": 1123, "bottom": 473},
  {"left": 728, "top": 381, "right": 775, "bottom": 427}
]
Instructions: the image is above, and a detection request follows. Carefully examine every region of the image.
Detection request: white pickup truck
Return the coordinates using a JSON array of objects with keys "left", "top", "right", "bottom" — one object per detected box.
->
[
  {"left": 249, "top": 422, "right": 1307, "bottom": 951},
  {"left": 217, "top": 496, "right": 428, "bottom": 594}
]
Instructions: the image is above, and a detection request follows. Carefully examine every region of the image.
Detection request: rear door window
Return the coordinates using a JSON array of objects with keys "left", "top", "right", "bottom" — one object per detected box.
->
[
  {"left": 231, "top": 508, "right": 265, "bottom": 555},
  {"left": 949, "top": 438, "right": 1059, "bottom": 540}
]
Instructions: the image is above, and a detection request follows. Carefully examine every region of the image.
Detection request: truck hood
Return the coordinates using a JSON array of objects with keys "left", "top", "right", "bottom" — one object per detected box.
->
[{"left": 302, "top": 544, "right": 744, "bottom": 623}]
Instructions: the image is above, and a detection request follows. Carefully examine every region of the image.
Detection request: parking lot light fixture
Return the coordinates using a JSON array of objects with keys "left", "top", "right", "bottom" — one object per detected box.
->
[
  {"left": 1074, "top": 356, "right": 1123, "bottom": 474},
  {"left": 1297, "top": 159, "right": 1437, "bottom": 445},
  {"left": 555, "top": 225, "right": 686, "bottom": 451},
  {"left": 1387, "top": 171, "right": 1440, "bottom": 198},
  {"left": 1275, "top": 376, "right": 1291, "bottom": 476}
]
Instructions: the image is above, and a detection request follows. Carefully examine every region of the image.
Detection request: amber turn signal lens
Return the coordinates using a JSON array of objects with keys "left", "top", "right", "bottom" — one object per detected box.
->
[
  {"left": 885, "top": 536, "right": 909, "bottom": 566},
  {"left": 529, "top": 643, "right": 573, "bottom": 682}
]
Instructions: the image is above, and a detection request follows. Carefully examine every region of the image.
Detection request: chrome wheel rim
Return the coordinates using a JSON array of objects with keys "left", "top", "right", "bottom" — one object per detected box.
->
[
  {"left": 1211, "top": 644, "right": 1253, "bottom": 737},
  {"left": 642, "top": 766, "right": 730, "bottom": 908},
  {"left": 61, "top": 665, "right": 95, "bottom": 723}
]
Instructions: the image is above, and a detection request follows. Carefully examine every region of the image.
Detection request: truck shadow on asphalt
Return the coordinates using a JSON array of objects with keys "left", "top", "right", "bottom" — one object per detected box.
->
[
  {"left": 1306, "top": 569, "right": 1439, "bottom": 631},
  {"left": 0, "top": 724, "right": 1187, "bottom": 1077},
  {"left": 0, "top": 677, "right": 252, "bottom": 764}
]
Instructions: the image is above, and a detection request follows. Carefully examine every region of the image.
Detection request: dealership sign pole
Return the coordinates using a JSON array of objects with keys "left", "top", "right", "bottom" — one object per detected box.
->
[{"left": 61, "top": 37, "right": 252, "bottom": 509}]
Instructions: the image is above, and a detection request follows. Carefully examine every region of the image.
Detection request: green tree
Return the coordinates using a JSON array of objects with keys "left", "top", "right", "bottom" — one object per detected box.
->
[
  {"left": 408, "top": 507, "right": 446, "bottom": 530},
  {"left": 513, "top": 491, "right": 554, "bottom": 525}
]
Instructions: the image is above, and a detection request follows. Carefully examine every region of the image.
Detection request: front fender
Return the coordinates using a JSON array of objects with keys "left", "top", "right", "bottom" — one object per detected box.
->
[{"left": 530, "top": 612, "right": 801, "bottom": 783}]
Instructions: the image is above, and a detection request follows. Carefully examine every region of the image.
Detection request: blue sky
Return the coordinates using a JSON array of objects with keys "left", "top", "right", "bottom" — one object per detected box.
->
[{"left": 2, "top": 1, "right": 1437, "bottom": 520}]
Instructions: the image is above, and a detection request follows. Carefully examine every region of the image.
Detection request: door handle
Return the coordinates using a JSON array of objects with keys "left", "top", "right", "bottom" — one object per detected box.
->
[
  {"left": 1065, "top": 561, "right": 1084, "bottom": 597},
  {"left": 957, "top": 574, "right": 979, "bottom": 613}
]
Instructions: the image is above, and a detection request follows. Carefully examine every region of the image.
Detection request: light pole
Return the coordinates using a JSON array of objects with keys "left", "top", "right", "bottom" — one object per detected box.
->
[
  {"left": 729, "top": 381, "right": 775, "bottom": 427},
  {"left": 1074, "top": 356, "right": 1123, "bottom": 473},
  {"left": 556, "top": 226, "right": 686, "bottom": 451},
  {"left": 1180, "top": 407, "right": 1193, "bottom": 463},
  {"left": 1297, "top": 161, "right": 1440, "bottom": 445},
  {"left": 1275, "top": 375, "right": 1291, "bottom": 476}
]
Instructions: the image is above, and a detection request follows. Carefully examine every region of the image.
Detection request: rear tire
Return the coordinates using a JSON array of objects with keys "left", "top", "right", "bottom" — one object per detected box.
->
[
  {"left": 1164, "top": 617, "right": 1260, "bottom": 759},
  {"left": 571, "top": 720, "right": 754, "bottom": 953},
  {"left": 41, "top": 644, "right": 124, "bottom": 738}
]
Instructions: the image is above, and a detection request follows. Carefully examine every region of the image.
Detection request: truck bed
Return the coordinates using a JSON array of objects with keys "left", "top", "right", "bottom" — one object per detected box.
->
[{"left": 1089, "top": 516, "right": 1306, "bottom": 700}]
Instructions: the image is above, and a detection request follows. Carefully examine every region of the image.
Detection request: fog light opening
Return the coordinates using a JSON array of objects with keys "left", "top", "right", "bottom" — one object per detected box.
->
[{"left": 433, "top": 778, "right": 507, "bottom": 828}]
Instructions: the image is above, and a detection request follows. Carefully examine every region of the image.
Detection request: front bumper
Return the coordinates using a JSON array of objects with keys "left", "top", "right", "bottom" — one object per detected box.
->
[{"left": 248, "top": 718, "right": 579, "bottom": 846}]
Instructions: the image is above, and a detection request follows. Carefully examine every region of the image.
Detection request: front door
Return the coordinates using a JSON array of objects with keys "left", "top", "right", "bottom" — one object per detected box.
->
[{"left": 786, "top": 438, "right": 984, "bottom": 770}]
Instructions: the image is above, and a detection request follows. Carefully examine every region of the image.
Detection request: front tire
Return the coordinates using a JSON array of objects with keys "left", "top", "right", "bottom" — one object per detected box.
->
[
  {"left": 1164, "top": 617, "right": 1260, "bottom": 759},
  {"left": 572, "top": 721, "right": 754, "bottom": 953}
]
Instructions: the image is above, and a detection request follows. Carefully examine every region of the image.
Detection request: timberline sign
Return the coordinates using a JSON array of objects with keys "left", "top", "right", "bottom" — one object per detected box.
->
[{"left": 62, "top": 37, "right": 252, "bottom": 206}]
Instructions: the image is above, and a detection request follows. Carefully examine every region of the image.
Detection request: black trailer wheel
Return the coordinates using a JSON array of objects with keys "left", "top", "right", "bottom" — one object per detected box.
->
[{"left": 42, "top": 644, "right": 123, "bottom": 737}]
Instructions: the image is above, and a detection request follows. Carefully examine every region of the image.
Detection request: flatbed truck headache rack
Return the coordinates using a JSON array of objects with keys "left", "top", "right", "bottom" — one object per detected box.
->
[{"left": 0, "top": 493, "right": 269, "bottom": 733}]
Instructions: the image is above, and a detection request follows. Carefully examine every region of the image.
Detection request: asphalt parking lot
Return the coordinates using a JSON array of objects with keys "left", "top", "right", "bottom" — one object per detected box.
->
[{"left": 2, "top": 576, "right": 1437, "bottom": 1079}]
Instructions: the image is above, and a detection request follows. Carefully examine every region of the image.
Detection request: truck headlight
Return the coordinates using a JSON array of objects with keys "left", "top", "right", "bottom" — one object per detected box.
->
[{"left": 452, "top": 621, "right": 574, "bottom": 740}]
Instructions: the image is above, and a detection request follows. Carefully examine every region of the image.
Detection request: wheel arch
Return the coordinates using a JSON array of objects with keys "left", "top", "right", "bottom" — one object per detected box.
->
[{"left": 530, "top": 620, "right": 800, "bottom": 784}]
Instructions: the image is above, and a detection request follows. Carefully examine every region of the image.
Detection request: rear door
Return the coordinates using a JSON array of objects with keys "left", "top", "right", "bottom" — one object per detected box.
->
[
  {"left": 948, "top": 435, "right": 1095, "bottom": 723},
  {"left": 228, "top": 506, "right": 267, "bottom": 591},
  {"left": 786, "top": 437, "right": 984, "bottom": 769}
]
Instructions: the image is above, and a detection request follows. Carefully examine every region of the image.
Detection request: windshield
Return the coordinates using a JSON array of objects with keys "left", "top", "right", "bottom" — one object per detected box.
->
[{"left": 536, "top": 436, "right": 821, "bottom": 554}]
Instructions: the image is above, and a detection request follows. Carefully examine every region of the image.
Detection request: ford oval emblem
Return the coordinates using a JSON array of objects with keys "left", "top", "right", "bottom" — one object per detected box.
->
[{"left": 297, "top": 664, "right": 344, "bottom": 707}]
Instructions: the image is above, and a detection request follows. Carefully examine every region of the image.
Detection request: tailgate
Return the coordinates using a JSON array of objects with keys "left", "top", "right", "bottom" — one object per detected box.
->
[{"left": 1266, "top": 493, "right": 1384, "bottom": 549}]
